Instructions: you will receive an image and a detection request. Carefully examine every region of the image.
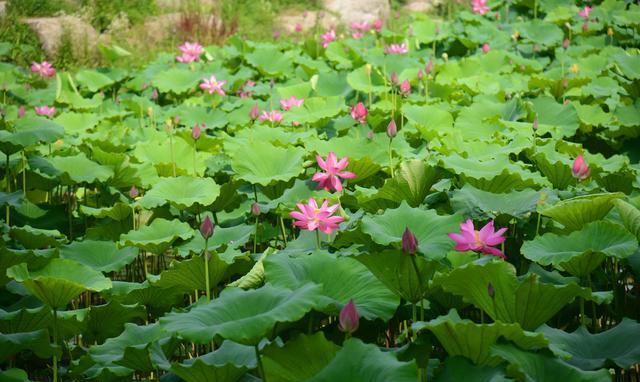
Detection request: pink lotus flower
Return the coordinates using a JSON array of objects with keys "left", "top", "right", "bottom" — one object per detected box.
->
[
  {"left": 34, "top": 106, "right": 56, "bottom": 118},
  {"left": 572, "top": 155, "right": 590, "bottom": 181},
  {"left": 471, "top": 0, "right": 490, "bottom": 15},
  {"left": 249, "top": 104, "right": 260, "bottom": 120},
  {"left": 390, "top": 72, "right": 399, "bottom": 85},
  {"left": 192, "top": 124, "right": 203, "bottom": 140},
  {"left": 200, "top": 215, "right": 214, "bottom": 239},
  {"left": 320, "top": 29, "right": 337, "bottom": 48},
  {"left": 30, "top": 61, "right": 56, "bottom": 77},
  {"left": 425, "top": 58, "right": 434, "bottom": 75},
  {"left": 129, "top": 185, "right": 139, "bottom": 199},
  {"left": 236, "top": 80, "right": 255, "bottom": 98},
  {"left": 312, "top": 152, "right": 356, "bottom": 192},
  {"left": 400, "top": 79, "right": 411, "bottom": 95},
  {"left": 350, "top": 21, "right": 370, "bottom": 39},
  {"left": 350, "top": 102, "right": 368, "bottom": 124},
  {"left": 200, "top": 75, "right": 227, "bottom": 96},
  {"left": 384, "top": 43, "right": 409, "bottom": 54},
  {"left": 448, "top": 219, "right": 508, "bottom": 259},
  {"left": 402, "top": 227, "right": 418, "bottom": 255},
  {"left": 289, "top": 198, "right": 344, "bottom": 234},
  {"left": 578, "top": 6, "right": 592, "bottom": 19},
  {"left": 373, "top": 19, "right": 383, "bottom": 32},
  {"left": 339, "top": 299, "right": 359, "bottom": 334},
  {"left": 295, "top": 23, "right": 302, "bottom": 33},
  {"left": 280, "top": 96, "right": 304, "bottom": 110},
  {"left": 387, "top": 119, "right": 397, "bottom": 138},
  {"left": 176, "top": 42, "right": 203, "bottom": 63},
  {"left": 259, "top": 110, "right": 284, "bottom": 124},
  {"left": 17, "top": 106, "right": 26, "bottom": 118},
  {"left": 482, "top": 43, "right": 491, "bottom": 53}
]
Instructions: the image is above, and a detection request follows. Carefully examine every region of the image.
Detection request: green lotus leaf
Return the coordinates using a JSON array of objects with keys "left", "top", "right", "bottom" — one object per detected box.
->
[
  {"left": 413, "top": 309, "right": 548, "bottom": 366},
  {"left": 530, "top": 96, "right": 579, "bottom": 138},
  {"left": 138, "top": 176, "right": 221, "bottom": 209},
  {"left": 262, "top": 179, "right": 335, "bottom": 212},
  {"left": 540, "top": 192, "right": 624, "bottom": 231},
  {"left": 434, "top": 356, "right": 511, "bottom": 382},
  {"left": 262, "top": 332, "right": 340, "bottom": 382},
  {"left": 521, "top": 221, "right": 638, "bottom": 277},
  {"left": 83, "top": 301, "right": 147, "bottom": 345},
  {"left": 613, "top": 199, "right": 640, "bottom": 240},
  {"left": 352, "top": 250, "right": 439, "bottom": 304},
  {"left": 118, "top": 218, "right": 194, "bottom": 254},
  {"left": 0, "top": 117, "right": 64, "bottom": 155},
  {"left": 346, "top": 65, "right": 389, "bottom": 93},
  {"left": 148, "top": 251, "right": 233, "bottom": 293},
  {"left": 0, "top": 329, "right": 55, "bottom": 362},
  {"left": 347, "top": 156, "right": 382, "bottom": 183},
  {"left": 9, "top": 225, "right": 66, "bottom": 249},
  {"left": 169, "top": 340, "right": 257, "bottom": 382},
  {"left": 106, "top": 281, "right": 184, "bottom": 313},
  {"left": 612, "top": 53, "right": 640, "bottom": 80},
  {"left": 361, "top": 201, "right": 463, "bottom": 260},
  {"left": 48, "top": 153, "right": 113, "bottom": 185},
  {"left": 152, "top": 68, "right": 202, "bottom": 94},
  {"left": 0, "top": 248, "right": 55, "bottom": 286},
  {"left": 573, "top": 103, "right": 612, "bottom": 126},
  {"left": 60, "top": 240, "right": 138, "bottom": 273},
  {"left": 176, "top": 224, "right": 255, "bottom": 256},
  {"left": 78, "top": 202, "right": 132, "bottom": 221},
  {"left": 308, "top": 338, "right": 417, "bottom": 382},
  {"left": 538, "top": 318, "right": 640, "bottom": 370},
  {"left": 403, "top": 104, "right": 454, "bottom": 139},
  {"left": 245, "top": 45, "right": 294, "bottom": 76},
  {"left": 450, "top": 184, "right": 557, "bottom": 219},
  {"left": 529, "top": 140, "right": 576, "bottom": 189},
  {"left": 518, "top": 20, "right": 563, "bottom": 46},
  {"left": 227, "top": 248, "right": 272, "bottom": 289},
  {"left": 134, "top": 135, "right": 208, "bottom": 176},
  {"left": 286, "top": 96, "right": 345, "bottom": 124},
  {"left": 375, "top": 160, "right": 442, "bottom": 207},
  {"left": 75, "top": 69, "right": 116, "bottom": 92},
  {"left": 490, "top": 344, "right": 611, "bottom": 382},
  {"left": 432, "top": 260, "right": 599, "bottom": 330},
  {"left": 160, "top": 283, "right": 322, "bottom": 345},
  {"left": 6, "top": 259, "right": 112, "bottom": 309},
  {"left": 264, "top": 252, "right": 399, "bottom": 320},
  {"left": 230, "top": 142, "right": 305, "bottom": 186},
  {"left": 0, "top": 368, "right": 33, "bottom": 382}
]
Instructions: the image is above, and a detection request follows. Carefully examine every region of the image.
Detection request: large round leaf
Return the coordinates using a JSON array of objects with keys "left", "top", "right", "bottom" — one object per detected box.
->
[
  {"left": 169, "top": 340, "right": 257, "bottom": 382},
  {"left": 118, "top": 218, "right": 194, "bottom": 254},
  {"left": 160, "top": 284, "right": 322, "bottom": 345},
  {"left": 0, "top": 117, "right": 64, "bottom": 155},
  {"left": 6, "top": 259, "right": 112, "bottom": 309},
  {"left": 230, "top": 142, "right": 305, "bottom": 186},
  {"left": 48, "top": 153, "right": 113, "bottom": 185},
  {"left": 60, "top": 240, "right": 138, "bottom": 273},
  {"left": 138, "top": 176, "right": 221, "bottom": 209},
  {"left": 540, "top": 193, "right": 624, "bottom": 232}
]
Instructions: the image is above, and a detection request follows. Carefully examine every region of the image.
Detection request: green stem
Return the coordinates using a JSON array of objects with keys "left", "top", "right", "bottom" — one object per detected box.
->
[
  {"left": 315, "top": 229, "right": 321, "bottom": 250},
  {"left": 533, "top": 0, "right": 538, "bottom": 19},
  {"left": 580, "top": 296, "right": 585, "bottom": 326},
  {"left": 254, "top": 217, "right": 259, "bottom": 254},
  {"left": 203, "top": 238, "right": 211, "bottom": 302},
  {"left": 253, "top": 184, "right": 258, "bottom": 202},
  {"left": 279, "top": 216, "right": 288, "bottom": 246},
  {"left": 52, "top": 308, "right": 59, "bottom": 382},
  {"left": 388, "top": 139, "right": 394, "bottom": 178},
  {"left": 588, "top": 273, "right": 598, "bottom": 331},
  {"left": 169, "top": 132, "right": 176, "bottom": 177},
  {"left": 535, "top": 212, "right": 542, "bottom": 237},
  {"left": 5, "top": 153, "right": 10, "bottom": 226},
  {"left": 22, "top": 150, "right": 26, "bottom": 196},
  {"left": 255, "top": 345, "right": 267, "bottom": 382},
  {"left": 193, "top": 142, "right": 198, "bottom": 176}
]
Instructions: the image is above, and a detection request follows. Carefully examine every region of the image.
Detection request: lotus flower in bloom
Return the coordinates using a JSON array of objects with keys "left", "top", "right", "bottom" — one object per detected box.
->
[
  {"left": 384, "top": 43, "right": 409, "bottom": 54},
  {"left": 129, "top": 185, "right": 139, "bottom": 199},
  {"left": 350, "top": 21, "right": 370, "bottom": 39},
  {"left": 259, "top": 110, "right": 284, "bottom": 124},
  {"left": 289, "top": 198, "right": 344, "bottom": 234},
  {"left": 351, "top": 102, "right": 368, "bottom": 124},
  {"left": 34, "top": 106, "right": 56, "bottom": 118},
  {"left": 312, "top": 152, "right": 356, "bottom": 192},
  {"left": 471, "top": 0, "right": 490, "bottom": 15},
  {"left": 402, "top": 227, "right": 418, "bottom": 255},
  {"left": 176, "top": 42, "right": 203, "bottom": 63},
  {"left": 320, "top": 29, "right": 337, "bottom": 48},
  {"left": 482, "top": 43, "right": 491, "bottom": 53},
  {"left": 572, "top": 155, "right": 590, "bottom": 181},
  {"left": 280, "top": 96, "right": 304, "bottom": 110},
  {"left": 373, "top": 19, "right": 383, "bottom": 32},
  {"left": 578, "top": 6, "right": 592, "bottom": 19},
  {"left": 31, "top": 61, "right": 56, "bottom": 77},
  {"left": 200, "top": 75, "right": 227, "bottom": 96},
  {"left": 448, "top": 219, "right": 508, "bottom": 258},
  {"left": 200, "top": 215, "right": 214, "bottom": 239},
  {"left": 339, "top": 299, "right": 360, "bottom": 334}
]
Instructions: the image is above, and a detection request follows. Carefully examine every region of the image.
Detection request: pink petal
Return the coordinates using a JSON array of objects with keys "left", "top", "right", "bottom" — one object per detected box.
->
[{"left": 338, "top": 171, "right": 356, "bottom": 179}]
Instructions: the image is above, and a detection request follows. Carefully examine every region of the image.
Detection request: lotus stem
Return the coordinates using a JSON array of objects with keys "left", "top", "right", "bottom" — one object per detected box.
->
[
  {"left": 388, "top": 138, "right": 394, "bottom": 178},
  {"left": 535, "top": 212, "right": 542, "bottom": 237},
  {"left": 52, "top": 308, "right": 59, "bottom": 382},
  {"left": 315, "top": 229, "right": 321, "bottom": 250},
  {"left": 580, "top": 296, "right": 585, "bottom": 326},
  {"left": 279, "top": 216, "right": 288, "bottom": 246},
  {"left": 5, "top": 153, "right": 9, "bottom": 226},
  {"left": 588, "top": 273, "right": 598, "bottom": 331},
  {"left": 534, "top": 0, "right": 538, "bottom": 19},
  {"left": 254, "top": 217, "right": 259, "bottom": 254},
  {"left": 22, "top": 150, "right": 26, "bottom": 196},
  {"left": 255, "top": 345, "right": 267, "bottom": 382},
  {"left": 169, "top": 132, "right": 176, "bottom": 177},
  {"left": 203, "top": 237, "right": 211, "bottom": 302}
]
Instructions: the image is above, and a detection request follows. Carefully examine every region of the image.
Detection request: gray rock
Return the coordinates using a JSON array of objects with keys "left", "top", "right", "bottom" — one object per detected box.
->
[
  {"left": 323, "top": 0, "right": 390, "bottom": 25},
  {"left": 22, "top": 15, "right": 99, "bottom": 56}
]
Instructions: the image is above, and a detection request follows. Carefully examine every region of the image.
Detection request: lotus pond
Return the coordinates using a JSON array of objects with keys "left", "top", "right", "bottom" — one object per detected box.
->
[{"left": 1, "top": 1, "right": 640, "bottom": 381}]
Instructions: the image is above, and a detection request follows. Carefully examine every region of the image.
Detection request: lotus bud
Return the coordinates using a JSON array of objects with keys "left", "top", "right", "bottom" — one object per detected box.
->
[
  {"left": 390, "top": 72, "right": 398, "bottom": 85},
  {"left": 250, "top": 104, "right": 260, "bottom": 120},
  {"left": 365, "top": 64, "right": 372, "bottom": 75},
  {"left": 200, "top": 215, "right": 214, "bottom": 239},
  {"left": 607, "top": 27, "right": 613, "bottom": 37},
  {"left": 402, "top": 227, "right": 418, "bottom": 255},
  {"left": 373, "top": 19, "right": 383, "bottom": 32},
  {"left": 151, "top": 88, "right": 159, "bottom": 100},
  {"left": 192, "top": 124, "right": 201, "bottom": 140},
  {"left": 400, "top": 80, "right": 411, "bottom": 95},
  {"left": 295, "top": 23, "right": 302, "bottom": 33},
  {"left": 533, "top": 115, "right": 538, "bottom": 130},
  {"left": 488, "top": 282, "right": 495, "bottom": 299},
  {"left": 338, "top": 299, "right": 360, "bottom": 334},
  {"left": 482, "top": 43, "right": 490, "bottom": 54},
  {"left": 562, "top": 38, "right": 570, "bottom": 49},
  {"left": 387, "top": 119, "right": 397, "bottom": 138},
  {"left": 442, "top": 52, "right": 448, "bottom": 62},
  {"left": 147, "top": 107, "right": 154, "bottom": 117},
  {"left": 425, "top": 58, "right": 434, "bottom": 75},
  {"left": 350, "top": 102, "right": 368, "bottom": 124},
  {"left": 367, "top": 130, "right": 374, "bottom": 140},
  {"left": 572, "top": 155, "right": 590, "bottom": 181},
  {"left": 417, "top": 69, "right": 424, "bottom": 80},
  {"left": 563, "top": 99, "right": 570, "bottom": 106},
  {"left": 17, "top": 106, "right": 25, "bottom": 118},
  {"left": 511, "top": 31, "right": 520, "bottom": 41},
  {"left": 129, "top": 185, "right": 139, "bottom": 199},
  {"left": 251, "top": 202, "right": 261, "bottom": 216}
]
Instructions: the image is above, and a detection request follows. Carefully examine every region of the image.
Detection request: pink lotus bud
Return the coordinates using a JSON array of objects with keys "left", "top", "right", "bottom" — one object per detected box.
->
[
  {"left": 373, "top": 19, "right": 383, "bottom": 32},
  {"left": 402, "top": 227, "right": 418, "bottom": 255},
  {"left": 400, "top": 80, "right": 411, "bottom": 95},
  {"left": 562, "top": 39, "right": 570, "bottom": 49},
  {"left": 563, "top": 99, "right": 571, "bottom": 106},
  {"left": 482, "top": 43, "right": 490, "bottom": 54},
  {"left": 200, "top": 215, "right": 214, "bottom": 239},
  {"left": 425, "top": 58, "right": 434, "bottom": 75},
  {"left": 338, "top": 299, "right": 359, "bottom": 334},
  {"left": 417, "top": 69, "right": 424, "bottom": 80},
  {"left": 367, "top": 130, "right": 374, "bottom": 140},
  {"left": 387, "top": 119, "right": 397, "bottom": 138},
  {"left": 151, "top": 88, "right": 158, "bottom": 100},
  {"left": 250, "top": 104, "right": 260, "bottom": 120},
  {"left": 390, "top": 72, "right": 398, "bottom": 85},
  {"left": 295, "top": 23, "right": 302, "bottom": 33},
  {"left": 174, "top": 116, "right": 181, "bottom": 125},
  {"left": 18, "top": 106, "right": 26, "bottom": 118},
  {"left": 533, "top": 115, "right": 539, "bottom": 130},
  {"left": 350, "top": 102, "right": 368, "bottom": 124},
  {"left": 572, "top": 155, "right": 590, "bottom": 181},
  {"left": 488, "top": 282, "right": 495, "bottom": 298},
  {"left": 129, "top": 185, "right": 139, "bottom": 199},
  {"left": 192, "top": 124, "right": 201, "bottom": 140},
  {"left": 251, "top": 202, "right": 260, "bottom": 216},
  {"left": 273, "top": 30, "right": 281, "bottom": 40}
]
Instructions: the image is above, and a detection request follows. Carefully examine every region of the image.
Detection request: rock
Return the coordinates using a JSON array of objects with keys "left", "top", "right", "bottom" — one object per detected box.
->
[
  {"left": 140, "top": 13, "right": 182, "bottom": 45},
  {"left": 277, "top": 10, "right": 338, "bottom": 34},
  {"left": 0, "top": 2, "right": 6, "bottom": 17},
  {"left": 403, "top": 0, "right": 439, "bottom": 12},
  {"left": 23, "top": 16, "right": 99, "bottom": 56},
  {"left": 155, "top": 0, "right": 216, "bottom": 11},
  {"left": 322, "top": 0, "right": 390, "bottom": 25}
]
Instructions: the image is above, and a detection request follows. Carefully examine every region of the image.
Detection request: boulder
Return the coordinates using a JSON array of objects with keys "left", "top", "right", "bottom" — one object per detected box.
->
[
  {"left": 23, "top": 15, "right": 99, "bottom": 56},
  {"left": 322, "top": 0, "right": 390, "bottom": 25},
  {"left": 277, "top": 10, "right": 338, "bottom": 34},
  {"left": 403, "top": 0, "right": 439, "bottom": 12}
]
